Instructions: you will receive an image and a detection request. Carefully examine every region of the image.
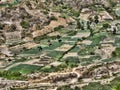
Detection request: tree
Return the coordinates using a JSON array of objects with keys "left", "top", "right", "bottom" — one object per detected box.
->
[
  {"left": 113, "top": 26, "right": 117, "bottom": 35},
  {"left": 76, "top": 19, "right": 82, "bottom": 29},
  {"left": 0, "top": 23, "right": 3, "bottom": 29},
  {"left": 78, "top": 21, "right": 85, "bottom": 30},
  {"left": 90, "top": 28, "right": 94, "bottom": 37},
  {"left": 74, "top": 86, "right": 81, "bottom": 90},
  {"left": 57, "top": 35, "right": 61, "bottom": 40},
  {"left": 38, "top": 46, "right": 42, "bottom": 51},
  {"left": 88, "top": 17, "right": 93, "bottom": 24},
  {"left": 48, "top": 40, "right": 51, "bottom": 43},
  {"left": 10, "top": 24, "right": 16, "bottom": 31},
  {"left": 8, "top": 59, "right": 12, "bottom": 62},
  {"left": 58, "top": 39, "right": 62, "bottom": 43},
  {"left": 23, "top": 47, "right": 27, "bottom": 51},
  {"left": 94, "top": 15, "right": 99, "bottom": 24},
  {"left": 102, "top": 23, "right": 111, "bottom": 29},
  {"left": 50, "top": 15, "right": 58, "bottom": 21},
  {"left": 56, "top": 35, "right": 62, "bottom": 43},
  {"left": 48, "top": 40, "right": 52, "bottom": 46},
  {"left": 81, "top": 26, "right": 84, "bottom": 30},
  {"left": 87, "top": 21, "right": 91, "bottom": 29},
  {"left": 109, "top": 0, "right": 117, "bottom": 7}
]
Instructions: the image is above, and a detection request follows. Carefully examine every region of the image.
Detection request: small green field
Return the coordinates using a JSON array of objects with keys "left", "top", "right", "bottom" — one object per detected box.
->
[
  {"left": 8, "top": 63, "right": 67, "bottom": 74},
  {"left": 9, "top": 64, "right": 43, "bottom": 74}
]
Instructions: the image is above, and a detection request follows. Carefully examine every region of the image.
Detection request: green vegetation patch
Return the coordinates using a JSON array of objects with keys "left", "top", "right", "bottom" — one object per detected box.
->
[
  {"left": 20, "top": 20, "right": 29, "bottom": 29},
  {"left": 0, "top": 70, "right": 26, "bottom": 80},
  {"left": 44, "top": 42, "right": 64, "bottom": 50},
  {"left": 112, "top": 83, "right": 120, "bottom": 90},
  {"left": 112, "top": 47, "right": 120, "bottom": 58},
  {"left": 80, "top": 55, "right": 101, "bottom": 66},
  {"left": 61, "top": 36, "right": 71, "bottom": 40},
  {"left": 78, "top": 46, "right": 95, "bottom": 56},
  {"left": 20, "top": 47, "right": 41, "bottom": 55},
  {"left": 114, "top": 37, "right": 120, "bottom": 46},
  {"left": 40, "top": 63, "right": 67, "bottom": 73},
  {"left": 82, "top": 82, "right": 111, "bottom": 90},
  {"left": 61, "top": 57, "right": 80, "bottom": 67},
  {"left": 102, "top": 57, "right": 117, "bottom": 62},
  {"left": 115, "top": 10, "right": 120, "bottom": 17},
  {"left": 69, "top": 46, "right": 80, "bottom": 52},
  {"left": 67, "top": 31, "right": 77, "bottom": 36},
  {"left": 110, "top": 77, "right": 120, "bottom": 90},
  {"left": 57, "top": 85, "right": 75, "bottom": 90},
  {"left": 90, "top": 32, "right": 107, "bottom": 45},
  {"left": 47, "top": 51, "right": 64, "bottom": 60},
  {"left": 57, "top": 77, "right": 120, "bottom": 90},
  {"left": 9, "top": 64, "right": 43, "bottom": 74}
]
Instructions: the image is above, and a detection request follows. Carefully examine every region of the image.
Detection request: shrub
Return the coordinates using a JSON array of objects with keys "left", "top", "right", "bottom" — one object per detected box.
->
[
  {"left": 54, "top": 25, "right": 64, "bottom": 31},
  {"left": 9, "top": 64, "right": 43, "bottom": 74},
  {"left": 20, "top": 20, "right": 29, "bottom": 28},
  {"left": 82, "top": 82, "right": 111, "bottom": 90},
  {"left": 112, "top": 48, "right": 120, "bottom": 57},
  {"left": 57, "top": 85, "right": 73, "bottom": 90},
  {"left": 102, "top": 23, "right": 111, "bottom": 29},
  {"left": 0, "top": 70, "right": 26, "bottom": 80},
  {"left": 71, "top": 10, "right": 80, "bottom": 17},
  {"left": 112, "top": 83, "right": 120, "bottom": 90},
  {"left": 50, "top": 15, "right": 58, "bottom": 21},
  {"left": 40, "top": 63, "right": 67, "bottom": 73},
  {"left": 47, "top": 51, "right": 64, "bottom": 60},
  {"left": 67, "top": 31, "right": 77, "bottom": 36},
  {"left": 62, "top": 57, "right": 79, "bottom": 67}
]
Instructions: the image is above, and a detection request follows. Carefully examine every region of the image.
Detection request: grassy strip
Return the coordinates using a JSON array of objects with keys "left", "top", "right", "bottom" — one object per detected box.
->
[
  {"left": 0, "top": 70, "right": 27, "bottom": 80},
  {"left": 9, "top": 64, "right": 43, "bottom": 74}
]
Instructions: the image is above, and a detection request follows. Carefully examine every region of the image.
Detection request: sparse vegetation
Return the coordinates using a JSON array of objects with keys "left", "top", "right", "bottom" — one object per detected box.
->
[
  {"left": 0, "top": 70, "right": 26, "bottom": 80},
  {"left": 112, "top": 47, "right": 120, "bottom": 58},
  {"left": 20, "top": 20, "right": 29, "bottom": 29}
]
